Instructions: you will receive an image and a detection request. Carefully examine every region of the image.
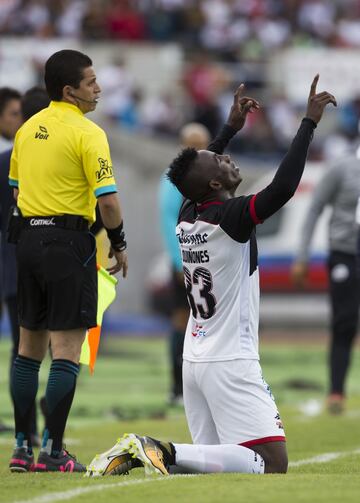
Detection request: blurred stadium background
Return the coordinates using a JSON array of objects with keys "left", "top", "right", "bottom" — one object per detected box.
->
[
  {"left": 2, "top": 0, "right": 360, "bottom": 334},
  {"left": 0, "top": 0, "right": 359, "bottom": 362},
  {"left": 0, "top": 2, "right": 360, "bottom": 500}
]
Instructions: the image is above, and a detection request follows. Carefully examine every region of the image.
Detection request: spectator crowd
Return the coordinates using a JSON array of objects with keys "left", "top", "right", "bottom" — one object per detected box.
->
[
  {"left": 1, "top": 0, "right": 360, "bottom": 159},
  {"left": 2, "top": 1, "right": 360, "bottom": 52}
]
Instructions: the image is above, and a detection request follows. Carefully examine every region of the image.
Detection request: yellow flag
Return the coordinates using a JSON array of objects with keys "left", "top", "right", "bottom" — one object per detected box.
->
[{"left": 80, "top": 265, "right": 117, "bottom": 373}]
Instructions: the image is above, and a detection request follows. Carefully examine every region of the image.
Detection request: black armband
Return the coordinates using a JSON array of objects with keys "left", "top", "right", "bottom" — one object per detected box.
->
[
  {"left": 302, "top": 117, "right": 317, "bottom": 129},
  {"left": 105, "top": 222, "right": 127, "bottom": 252}
]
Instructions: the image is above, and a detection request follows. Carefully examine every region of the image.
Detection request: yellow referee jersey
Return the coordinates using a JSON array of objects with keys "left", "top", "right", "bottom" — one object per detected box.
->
[{"left": 9, "top": 101, "right": 117, "bottom": 224}]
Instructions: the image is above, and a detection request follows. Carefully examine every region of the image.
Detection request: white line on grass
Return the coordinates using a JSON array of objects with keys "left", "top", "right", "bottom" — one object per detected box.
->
[
  {"left": 289, "top": 448, "right": 360, "bottom": 467},
  {"left": 12, "top": 474, "right": 195, "bottom": 503},
  {"left": 10, "top": 449, "right": 360, "bottom": 503}
]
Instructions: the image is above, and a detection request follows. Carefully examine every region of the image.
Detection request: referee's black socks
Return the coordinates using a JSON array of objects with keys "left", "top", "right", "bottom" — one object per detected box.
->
[
  {"left": 11, "top": 355, "right": 41, "bottom": 454},
  {"left": 42, "top": 359, "right": 79, "bottom": 456}
]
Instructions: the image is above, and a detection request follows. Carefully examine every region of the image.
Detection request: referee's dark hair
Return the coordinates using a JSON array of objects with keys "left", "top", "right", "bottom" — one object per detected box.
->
[
  {"left": 167, "top": 147, "right": 199, "bottom": 200},
  {"left": 0, "top": 87, "right": 21, "bottom": 116},
  {"left": 21, "top": 87, "right": 50, "bottom": 121},
  {"left": 45, "top": 50, "right": 92, "bottom": 101}
]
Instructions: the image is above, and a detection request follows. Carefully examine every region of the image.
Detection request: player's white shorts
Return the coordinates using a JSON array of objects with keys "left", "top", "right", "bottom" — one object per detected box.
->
[{"left": 183, "top": 359, "right": 286, "bottom": 447}]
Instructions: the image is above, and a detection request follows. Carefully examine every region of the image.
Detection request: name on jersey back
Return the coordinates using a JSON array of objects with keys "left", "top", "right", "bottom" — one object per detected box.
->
[{"left": 177, "top": 229, "right": 210, "bottom": 265}]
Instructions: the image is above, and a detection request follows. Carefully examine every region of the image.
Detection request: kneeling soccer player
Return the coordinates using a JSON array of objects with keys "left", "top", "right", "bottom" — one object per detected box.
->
[{"left": 87, "top": 75, "right": 336, "bottom": 476}]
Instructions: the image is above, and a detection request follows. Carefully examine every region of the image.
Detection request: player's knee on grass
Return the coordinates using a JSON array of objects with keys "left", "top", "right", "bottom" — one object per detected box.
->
[
  {"left": 264, "top": 453, "right": 288, "bottom": 474},
  {"left": 252, "top": 441, "right": 288, "bottom": 474}
]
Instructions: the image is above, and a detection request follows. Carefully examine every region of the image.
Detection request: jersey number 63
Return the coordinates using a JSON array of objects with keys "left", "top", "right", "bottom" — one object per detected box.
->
[{"left": 183, "top": 266, "right": 217, "bottom": 320}]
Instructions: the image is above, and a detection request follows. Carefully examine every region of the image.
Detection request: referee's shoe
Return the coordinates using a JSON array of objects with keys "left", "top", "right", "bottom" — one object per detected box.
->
[
  {"left": 9, "top": 447, "right": 35, "bottom": 472},
  {"left": 35, "top": 448, "right": 86, "bottom": 472}
]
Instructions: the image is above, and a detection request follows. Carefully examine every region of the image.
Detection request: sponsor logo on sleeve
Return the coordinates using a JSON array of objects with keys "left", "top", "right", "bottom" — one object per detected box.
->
[
  {"left": 35, "top": 125, "right": 49, "bottom": 140},
  {"left": 96, "top": 158, "right": 113, "bottom": 183}
]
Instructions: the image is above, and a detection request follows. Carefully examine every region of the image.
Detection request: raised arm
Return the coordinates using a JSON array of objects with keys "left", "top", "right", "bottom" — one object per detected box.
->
[
  {"left": 207, "top": 84, "right": 259, "bottom": 154},
  {"left": 253, "top": 75, "right": 337, "bottom": 222}
]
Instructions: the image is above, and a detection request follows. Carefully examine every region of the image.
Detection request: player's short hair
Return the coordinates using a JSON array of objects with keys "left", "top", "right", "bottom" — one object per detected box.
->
[
  {"left": 45, "top": 49, "right": 93, "bottom": 101},
  {"left": 21, "top": 87, "right": 50, "bottom": 121},
  {"left": 167, "top": 147, "right": 199, "bottom": 199},
  {"left": 0, "top": 87, "right": 21, "bottom": 116}
]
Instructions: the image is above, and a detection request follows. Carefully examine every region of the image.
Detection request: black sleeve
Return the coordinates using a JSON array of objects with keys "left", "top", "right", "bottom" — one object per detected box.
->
[
  {"left": 207, "top": 124, "right": 237, "bottom": 154},
  {"left": 220, "top": 195, "right": 255, "bottom": 243},
  {"left": 253, "top": 118, "right": 316, "bottom": 221}
]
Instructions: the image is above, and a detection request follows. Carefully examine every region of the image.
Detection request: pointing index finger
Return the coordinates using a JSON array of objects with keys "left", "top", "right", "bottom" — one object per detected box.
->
[
  {"left": 234, "top": 83, "right": 244, "bottom": 103},
  {"left": 310, "top": 74, "right": 319, "bottom": 97}
]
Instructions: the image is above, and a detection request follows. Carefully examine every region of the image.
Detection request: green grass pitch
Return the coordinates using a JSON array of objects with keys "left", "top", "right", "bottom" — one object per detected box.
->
[{"left": 0, "top": 334, "right": 359, "bottom": 503}]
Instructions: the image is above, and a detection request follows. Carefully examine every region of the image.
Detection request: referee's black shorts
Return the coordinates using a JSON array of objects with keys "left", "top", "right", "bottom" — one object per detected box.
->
[{"left": 16, "top": 227, "right": 97, "bottom": 331}]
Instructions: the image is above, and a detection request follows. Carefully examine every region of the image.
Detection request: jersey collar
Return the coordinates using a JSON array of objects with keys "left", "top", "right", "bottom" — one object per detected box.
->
[
  {"left": 196, "top": 200, "right": 224, "bottom": 212},
  {"left": 49, "top": 101, "right": 83, "bottom": 116}
]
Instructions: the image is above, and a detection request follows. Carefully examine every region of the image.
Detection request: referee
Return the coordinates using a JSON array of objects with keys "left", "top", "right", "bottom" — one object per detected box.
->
[{"left": 9, "top": 50, "right": 127, "bottom": 473}]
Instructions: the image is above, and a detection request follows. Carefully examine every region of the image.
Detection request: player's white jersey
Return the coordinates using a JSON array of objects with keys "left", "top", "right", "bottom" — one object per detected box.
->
[{"left": 177, "top": 195, "right": 260, "bottom": 362}]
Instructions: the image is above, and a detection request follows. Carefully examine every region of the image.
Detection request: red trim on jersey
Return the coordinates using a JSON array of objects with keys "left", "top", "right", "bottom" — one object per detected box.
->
[
  {"left": 249, "top": 194, "right": 263, "bottom": 224},
  {"left": 240, "top": 436, "right": 286, "bottom": 448},
  {"left": 197, "top": 201, "right": 224, "bottom": 212}
]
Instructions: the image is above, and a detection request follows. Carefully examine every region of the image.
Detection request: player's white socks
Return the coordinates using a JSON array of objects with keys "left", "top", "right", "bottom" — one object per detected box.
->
[{"left": 172, "top": 443, "right": 265, "bottom": 474}]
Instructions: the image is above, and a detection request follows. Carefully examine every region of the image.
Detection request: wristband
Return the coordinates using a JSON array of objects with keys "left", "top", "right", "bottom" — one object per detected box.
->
[
  {"left": 111, "top": 240, "right": 127, "bottom": 252},
  {"left": 105, "top": 222, "right": 127, "bottom": 251},
  {"left": 303, "top": 117, "right": 317, "bottom": 128}
]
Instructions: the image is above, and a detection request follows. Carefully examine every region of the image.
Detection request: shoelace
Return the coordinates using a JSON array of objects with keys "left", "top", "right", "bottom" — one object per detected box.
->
[{"left": 62, "top": 446, "right": 77, "bottom": 461}]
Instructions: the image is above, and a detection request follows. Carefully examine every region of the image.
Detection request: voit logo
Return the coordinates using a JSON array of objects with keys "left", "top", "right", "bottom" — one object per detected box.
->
[{"left": 35, "top": 125, "right": 49, "bottom": 140}]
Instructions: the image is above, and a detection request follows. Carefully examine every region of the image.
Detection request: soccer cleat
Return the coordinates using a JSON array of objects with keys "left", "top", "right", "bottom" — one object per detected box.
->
[
  {"left": 327, "top": 393, "right": 345, "bottom": 415},
  {"left": 86, "top": 434, "right": 168, "bottom": 477},
  {"left": 119, "top": 434, "right": 169, "bottom": 476},
  {"left": 9, "top": 447, "right": 35, "bottom": 473},
  {"left": 86, "top": 438, "right": 143, "bottom": 477},
  {"left": 35, "top": 448, "right": 86, "bottom": 472}
]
